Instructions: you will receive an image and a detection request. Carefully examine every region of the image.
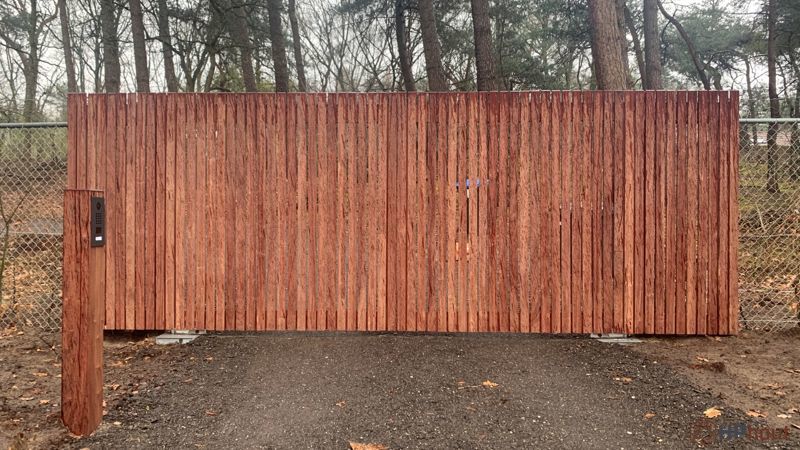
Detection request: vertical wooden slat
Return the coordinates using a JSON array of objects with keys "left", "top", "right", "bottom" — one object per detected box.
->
[
  {"left": 601, "top": 92, "right": 614, "bottom": 333},
  {"left": 99, "top": 95, "right": 114, "bottom": 328},
  {"left": 165, "top": 94, "right": 176, "bottom": 330},
  {"left": 335, "top": 95, "right": 347, "bottom": 330},
  {"left": 455, "top": 94, "right": 467, "bottom": 332},
  {"left": 466, "top": 94, "right": 478, "bottom": 332},
  {"left": 123, "top": 94, "right": 136, "bottom": 329},
  {"left": 529, "top": 93, "right": 543, "bottom": 333},
  {"left": 707, "top": 92, "right": 720, "bottom": 335},
  {"left": 717, "top": 92, "right": 731, "bottom": 334},
  {"left": 675, "top": 92, "right": 688, "bottom": 335},
  {"left": 397, "top": 95, "right": 408, "bottom": 331},
  {"left": 556, "top": 92, "right": 569, "bottom": 333},
  {"left": 308, "top": 95, "right": 320, "bottom": 330},
  {"left": 377, "top": 95, "right": 388, "bottom": 331},
  {"left": 133, "top": 95, "right": 146, "bottom": 329},
  {"left": 654, "top": 92, "right": 666, "bottom": 334},
  {"left": 193, "top": 97, "right": 205, "bottom": 330},
  {"left": 685, "top": 92, "right": 699, "bottom": 334},
  {"left": 112, "top": 95, "right": 125, "bottom": 329},
  {"left": 255, "top": 95, "right": 267, "bottom": 330},
  {"left": 486, "top": 93, "right": 498, "bottom": 332},
  {"left": 66, "top": 96, "right": 78, "bottom": 188},
  {"left": 445, "top": 95, "right": 458, "bottom": 331},
  {"left": 182, "top": 95, "right": 195, "bottom": 330},
  {"left": 407, "top": 94, "right": 419, "bottom": 331},
  {"left": 436, "top": 94, "right": 448, "bottom": 331},
  {"left": 728, "top": 92, "right": 740, "bottom": 335},
  {"left": 323, "top": 94, "right": 337, "bottom": 330},
  {"left": 644, "top": 92, "right": 656, "bottom": 334},
  {"left": 507, "top": 94, "right": 521, "bottom": 333},
  {"left": 174, "top": 95, "right": 186, "bottom": 330},
  {"left": 477, "top": 94, "right": 488, "bottom": 332},
  {"left": 287, "top": 94, "right": 299, "bottom": 330},
  {"left": 518, "top": 93, "right": 531, "bottom": 333},
  {"left": 612, "top": 92, "right": 625, "bottom": 334},
  {"left": 155, "top": 95, "right": 166, "bottom": 330},
  {"left": 623, "top": 93, "right": 635, "bottom": 334},
  {"left": 417, "top": 95, "right": 429, "bottom": 331},
  {"left": 570, "top": 93, "right": 583, "bottom": 333},
  {"left": 215, "top": 95, "right": 228, "bottom": 330},
  {"left": 296, "top": 95, "right": 308, "bottom": 331},
  {"left": 633, "top": 93, "right": 646, "bottom": 334},
  {"left": 664, "top": 92, "right": 677, "bottom": 334},
  {"left": 591, "top": 92, "right": 604, "bottom": 333},
  {"left": 581, "top": 93, "right": 594, "bottom": 333},
  {"left": 541, "top": 92, "right": 554, "bottom": 333}
]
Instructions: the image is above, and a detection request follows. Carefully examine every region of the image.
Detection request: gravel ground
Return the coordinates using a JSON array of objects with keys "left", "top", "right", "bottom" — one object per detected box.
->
[{"left": 62, "top": 333, "right": 797, "bottom": 449}]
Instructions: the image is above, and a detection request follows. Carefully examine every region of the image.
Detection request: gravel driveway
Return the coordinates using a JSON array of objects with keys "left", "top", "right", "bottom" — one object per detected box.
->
[{"left": 61, "top": 333, "right": 798, "bottom": 449}]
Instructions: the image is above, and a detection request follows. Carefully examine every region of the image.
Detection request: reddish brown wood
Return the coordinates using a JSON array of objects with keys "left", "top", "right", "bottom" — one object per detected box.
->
[
  {"left": 71, "top": 92, "right": 739, "bottom": 335},
  {"left": 62, "top": 189, "right": 104, "bottom": 436}
]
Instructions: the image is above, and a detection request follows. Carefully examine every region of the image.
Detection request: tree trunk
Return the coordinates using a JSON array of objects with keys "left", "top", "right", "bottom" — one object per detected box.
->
[
  {"left": 766, "top": 0, "right": 780, "bottom": 193},
  {"left": 657, "top": 0, "right": 710, "bottom": 90},
  {"left": 57, "top": 0, "right": 77, "bottom": 93},
  {"left": 266, "top": 0, "right": 289, "bottom": 92},
  {"left": 642, "top": 0, "right": 662, "bottom": 89},
  {"left": 588, "top": 0, "right": 628, "bottom": 90},
  {"left": 287, "top": 0, "right": 307, "bottom": 91},
  {"left": 469, "top": 0, "right": 499, "bottom": 91},
  {"left": 616, "top": 0, "right": 633, "bottom": 88},
  {"left": 156, "top": 0, "right": 179, "bottom": 92},
  {"left": 624, "top": 5, "right": 644, "bottom": 86},
  {"left": 22, "top": 0, "right": 40, "bottom": 122},
  {"left": 129, "top": 0, "right": 150, "bottom": 92},
  {"left": 743, "top": 55, "right": 757, "bottom": 147},
  {"left": 418, "top": 0, "right": 447, "bottom": 91},
  {"left": 100, "top": 0, "right": 121, "bottom": 92},
  {"left": 788, "top": 52, "right": 800, "bottom": 180},
  {"left": 395, "top": 0, "right": 416, "bottom": 91}
]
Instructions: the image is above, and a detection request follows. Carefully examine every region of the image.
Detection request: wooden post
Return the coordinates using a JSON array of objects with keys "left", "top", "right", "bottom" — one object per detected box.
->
[{"left": 62, "top": 189, "right": 105, "bottom": 436}]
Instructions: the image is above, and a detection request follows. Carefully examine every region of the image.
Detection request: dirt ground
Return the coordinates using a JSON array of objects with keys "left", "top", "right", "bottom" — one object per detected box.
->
[
  {"left": 1, "top": 327, "right": 798, "bottom": 449},
  {"left": 635, "top": 329, "right": 800, "bottom": 431}
]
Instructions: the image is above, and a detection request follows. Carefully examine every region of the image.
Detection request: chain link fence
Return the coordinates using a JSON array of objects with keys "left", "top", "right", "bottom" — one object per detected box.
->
[
  {"left": 738, "top": 118, "right": 800, "bottom": 331},
  {"left": 0, "top": 120, "right": 797, "bottom": 332},
  {"left": 0, "top": 123, "right": 67, "bottom": 331}
]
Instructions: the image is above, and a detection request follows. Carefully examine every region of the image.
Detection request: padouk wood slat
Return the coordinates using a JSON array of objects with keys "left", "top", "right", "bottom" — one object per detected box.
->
[{"left": 66, "top": 91, "right": 739, "bottom": 335}]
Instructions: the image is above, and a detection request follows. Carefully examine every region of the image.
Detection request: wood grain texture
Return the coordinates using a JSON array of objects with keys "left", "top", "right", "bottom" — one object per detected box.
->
[
  {"left": 70, "top": 92, "right": 739, "bottom": 335},
  {"left": 62, "top": 189, "right": 104, "bottom": 436}
]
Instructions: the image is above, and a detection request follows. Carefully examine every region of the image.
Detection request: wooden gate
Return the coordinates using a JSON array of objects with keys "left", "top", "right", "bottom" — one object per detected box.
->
[{"left": 66, "top": 91, "right": 739, "bottom": 335}]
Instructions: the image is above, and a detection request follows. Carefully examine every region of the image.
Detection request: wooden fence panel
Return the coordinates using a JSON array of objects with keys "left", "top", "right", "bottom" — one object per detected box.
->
[{"left": 66, "top": 91, "right": 739, "bottom": 335}]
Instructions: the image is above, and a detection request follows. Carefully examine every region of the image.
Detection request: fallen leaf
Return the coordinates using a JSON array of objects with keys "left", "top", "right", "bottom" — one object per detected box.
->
[
  {"left": 39, "top": 399, "right": 50, "bottom": 405},
  {"left": 777, "top": 414, "right": 791, "bottom": 419},
  {"left": 696, "top": 356, "right": 710, "bottom": 363},
  {"left": 789, "top": 408, "right": 799, "bottom": 414},
  {"left": 113, "top": 421, "right": 122, "bottom": 426},
  {"left": 482, "top": 380, "right": 498, "bottom": 388},
  {"left": 205, "top": 410, "right": 217, "bottom": 416},
  {"left": 33, "top": 372, "right": 48, "bottom": 377},
  {"left": 19, "top": 397, "right": 33, "bottom": 401},
  {"left": 704, "top": 407, "right": 722, "bottom": 419},
  {"left": 747, "top": 410, "right": 766, "bottom": 418},
  {"left": 110, "top": 384, "right": 121, "bottom": 391},
  {"left": 336, "top": 401, "right": 346, "bottom": 408},
  {"left": 644, "top": 412, "right": 656, "bottom": 419},
  {"left": 349, "top": 442, "right": 388, "bottom": 450},
  {"left": 767, "top": 383, "right": 782, "bottom": 390}
]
